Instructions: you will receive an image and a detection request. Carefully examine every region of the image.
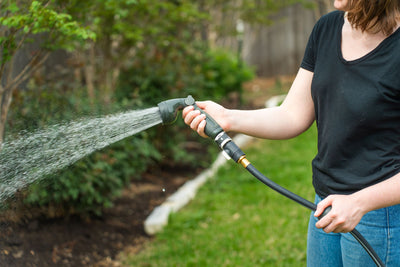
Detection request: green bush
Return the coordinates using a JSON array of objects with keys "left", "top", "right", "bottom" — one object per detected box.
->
[
  {"left": 117, "top": 48, "right": 254, "bottom": 105},
  {"left": 200, "top": 49, "right": 254, "bottom": 99},
  {"left": 6, "top": 48, "right": 254, "bottom": 218},
  {"left": 23, "top": 133, "right": 161, "bottom": 216}
]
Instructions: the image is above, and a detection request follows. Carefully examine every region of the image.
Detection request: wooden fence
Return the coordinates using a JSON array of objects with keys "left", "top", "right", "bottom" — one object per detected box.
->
[{"left": 216, "top": 2, "right": 334, "bottom": 77}]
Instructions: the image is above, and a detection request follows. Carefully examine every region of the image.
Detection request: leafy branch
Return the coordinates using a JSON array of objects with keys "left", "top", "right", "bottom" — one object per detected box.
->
[{"left": 0, "top": 0, "right": 95, "bottom": 143}]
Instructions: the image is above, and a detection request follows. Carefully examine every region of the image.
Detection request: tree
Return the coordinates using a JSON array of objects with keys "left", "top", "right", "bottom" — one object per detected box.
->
[
  {"left": 0, "top": 0, "right": 94, "bottom": 144},
  {"left": 59, "top": 0, "right": 210, "bottom": 105}
]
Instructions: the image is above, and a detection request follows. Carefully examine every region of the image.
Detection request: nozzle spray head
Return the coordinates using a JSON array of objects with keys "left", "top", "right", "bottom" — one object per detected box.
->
[{"left": 157, "top": 96, "right": 194, "bottom": 124}]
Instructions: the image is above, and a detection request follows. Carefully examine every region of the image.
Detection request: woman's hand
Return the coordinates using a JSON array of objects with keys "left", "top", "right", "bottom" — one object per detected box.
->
[
  {"left": 182, "top": 100, "right": 229, "bottom": 138},
  {"left": 314, "top": 194, "right": 367, "bottom": 233},
  {"left": 315, "top": 172, "right": 400, "bottom": 233}
]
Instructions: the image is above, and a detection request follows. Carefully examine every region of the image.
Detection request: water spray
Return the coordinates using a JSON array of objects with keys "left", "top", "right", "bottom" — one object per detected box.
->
[
  {"left": 158, "top": 95, "right": 385, "bottom": 267},
  {"left": 0, "top": 107, "right": 162, "bottom": 205}
]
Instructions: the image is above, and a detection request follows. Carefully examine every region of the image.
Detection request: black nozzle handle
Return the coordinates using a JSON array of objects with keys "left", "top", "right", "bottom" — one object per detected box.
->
[
  {"left": 184, "top": 95, "right": 224, "bottom": 139},
  {"left": 185, "top": 96, "right": 245, "bottom": 162}
]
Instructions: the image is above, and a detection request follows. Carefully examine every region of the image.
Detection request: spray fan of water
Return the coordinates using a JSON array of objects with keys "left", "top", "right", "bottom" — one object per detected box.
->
[{"left": 0, "top": 107, "right": 163, "bottom": 205}]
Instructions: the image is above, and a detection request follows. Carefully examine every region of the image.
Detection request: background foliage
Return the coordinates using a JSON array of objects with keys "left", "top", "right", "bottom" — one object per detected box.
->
[{"left": 1, "top": 0, "right": 310, "bottom": 217}]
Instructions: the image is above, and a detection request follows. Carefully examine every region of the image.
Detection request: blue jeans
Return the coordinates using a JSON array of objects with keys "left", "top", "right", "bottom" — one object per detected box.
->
[{"left": 307, "top": 194, "right": 400, "bottom": 267}]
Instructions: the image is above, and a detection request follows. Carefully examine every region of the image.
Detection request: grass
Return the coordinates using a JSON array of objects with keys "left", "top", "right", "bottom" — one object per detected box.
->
[{"left": 122, "top": 124, "right": 318, "bottom": 267}]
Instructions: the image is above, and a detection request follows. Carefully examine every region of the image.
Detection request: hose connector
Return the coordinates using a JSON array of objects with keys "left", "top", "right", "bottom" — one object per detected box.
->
[{"left": 214, "top": 131, "right": 245, "bottom": 163}]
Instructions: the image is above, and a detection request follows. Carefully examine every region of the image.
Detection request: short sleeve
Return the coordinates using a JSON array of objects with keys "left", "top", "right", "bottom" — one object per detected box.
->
[{"left": 300, "top": 24, "right": 318, "bottom": 72}]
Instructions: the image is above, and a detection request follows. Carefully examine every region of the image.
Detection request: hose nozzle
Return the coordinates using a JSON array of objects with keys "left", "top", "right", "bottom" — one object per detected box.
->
[
  {"left": 158, "top": 95, "right": 224, "bottom": 139},
  {"left": 158, "top": 95, "right": 245, "bottom": 162},
  {"left": 157, "top": 96, "right": 194, "bottom": 124}
]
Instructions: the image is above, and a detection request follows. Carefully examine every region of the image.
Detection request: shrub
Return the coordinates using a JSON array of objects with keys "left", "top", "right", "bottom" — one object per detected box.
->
[
  {"left": 200, "top": 49, "right": 254, "bottom": 99},
  {"left": 23, "top": 134, "right": 161, "bottom": 216},
  {"left": 6, "top": 48, "right": 254, "bottom": 218}
]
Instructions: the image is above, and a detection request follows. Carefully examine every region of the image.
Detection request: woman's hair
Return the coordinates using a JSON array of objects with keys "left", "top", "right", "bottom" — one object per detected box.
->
[{"left": 346, "top": 0, "right": 400, "bottom": 36}]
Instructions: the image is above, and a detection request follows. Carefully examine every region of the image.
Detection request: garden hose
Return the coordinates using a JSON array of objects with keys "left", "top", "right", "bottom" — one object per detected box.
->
[
  {"left": 243, "top": 164, "right": 384, "bottom": 267},
  {"left": 157, "top": 95, "right": 385, "bottom": 267}
]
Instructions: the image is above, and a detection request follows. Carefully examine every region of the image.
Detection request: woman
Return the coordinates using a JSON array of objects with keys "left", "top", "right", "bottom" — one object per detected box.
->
[{"left": 182, "top": 0, "right": 400, "bottom": 266}]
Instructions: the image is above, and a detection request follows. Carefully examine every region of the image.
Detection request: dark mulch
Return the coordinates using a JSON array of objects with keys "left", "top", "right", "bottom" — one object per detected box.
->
[{"left": 0, "top": 166, "right": 197, "bottom": 267}]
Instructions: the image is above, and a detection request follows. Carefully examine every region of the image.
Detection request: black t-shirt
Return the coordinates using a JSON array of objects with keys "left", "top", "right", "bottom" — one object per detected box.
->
[{"left": 301, "top": 11, "right": 400, "bottom": 198}]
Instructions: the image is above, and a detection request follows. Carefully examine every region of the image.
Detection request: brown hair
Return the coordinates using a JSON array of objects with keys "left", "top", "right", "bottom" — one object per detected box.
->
[{"left": 346, "top": 0, "right": 400, "bottom": 36}]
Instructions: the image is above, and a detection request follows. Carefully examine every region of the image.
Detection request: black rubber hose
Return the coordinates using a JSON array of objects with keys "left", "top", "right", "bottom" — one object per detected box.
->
[
  {"left": 174, "top": 95, "right": 384, "bottom": 266},
  {"left": 245, "top": 163, "right": 385, "bottom": 267}
]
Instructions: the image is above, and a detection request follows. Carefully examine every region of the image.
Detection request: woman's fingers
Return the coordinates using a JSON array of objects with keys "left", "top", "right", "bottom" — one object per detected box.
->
[
  {"left": 197, "top": 119, "right": 207, "bottom": 138},
  {"left": 182, "top": 106, "right": 208, "bottom": 138},
  {"left": 182, "top": 106, "right": 194, "bottom": 122}
]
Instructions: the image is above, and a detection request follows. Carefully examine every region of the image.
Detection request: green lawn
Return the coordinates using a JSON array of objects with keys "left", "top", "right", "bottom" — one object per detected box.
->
[{"left": 124, "top": 124, "right": 318, "bottom": 266}]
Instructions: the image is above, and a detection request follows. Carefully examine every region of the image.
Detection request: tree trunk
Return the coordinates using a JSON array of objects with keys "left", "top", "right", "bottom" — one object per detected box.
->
[
  {"left": 0, "top": 86, "right": 13, "bottom": 145},
  {"left": 84, "top": 42, "right": 96, "bottom": 106},
  {"left": 0, "top": 50, "right": 49, "bottom": 145}
]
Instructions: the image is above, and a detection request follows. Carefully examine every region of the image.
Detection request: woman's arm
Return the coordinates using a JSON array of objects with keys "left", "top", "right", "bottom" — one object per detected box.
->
[
  {"left": 182, "top": 68, "right": 315, "bottom": 140},
  {"left": 315, "top": 171, "right": 400, "bottom": 233}
]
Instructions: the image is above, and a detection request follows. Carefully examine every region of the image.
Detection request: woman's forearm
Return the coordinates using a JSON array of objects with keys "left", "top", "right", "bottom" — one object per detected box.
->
[
  {"left": 182, "top": 68, "right": 315, "bottom": 140},
  {"left": 225, "top": 106, "right": 311, "bottom": 139},
  {"left": 353, "top": 171, "right": 400, "bottom": 214},
  {"left": 226, "top": 68, "right": 316, "bottom": 140}
]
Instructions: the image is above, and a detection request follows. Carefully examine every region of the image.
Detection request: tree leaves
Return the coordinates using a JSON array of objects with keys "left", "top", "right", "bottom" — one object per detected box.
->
[{"left": 0, "top": 0, "right": 95, "bottom": 62}]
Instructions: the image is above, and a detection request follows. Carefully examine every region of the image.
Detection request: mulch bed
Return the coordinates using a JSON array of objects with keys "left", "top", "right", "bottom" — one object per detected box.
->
[{"left": 0, "top": 167, "right": 196, "bottom": 267}]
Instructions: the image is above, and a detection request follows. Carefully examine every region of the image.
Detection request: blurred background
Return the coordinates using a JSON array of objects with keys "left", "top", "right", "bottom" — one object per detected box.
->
[{"left": 1, "top": 1, "right": 333, "bottom": 266}]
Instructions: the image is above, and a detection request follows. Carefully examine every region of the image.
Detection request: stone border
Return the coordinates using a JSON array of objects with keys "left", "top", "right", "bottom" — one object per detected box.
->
[
  {"left": 265, "top": 94, "right": 286, "bottom": 108},
  {"left": 144, "top": 95, "right": 286, "bottom": 235}
]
